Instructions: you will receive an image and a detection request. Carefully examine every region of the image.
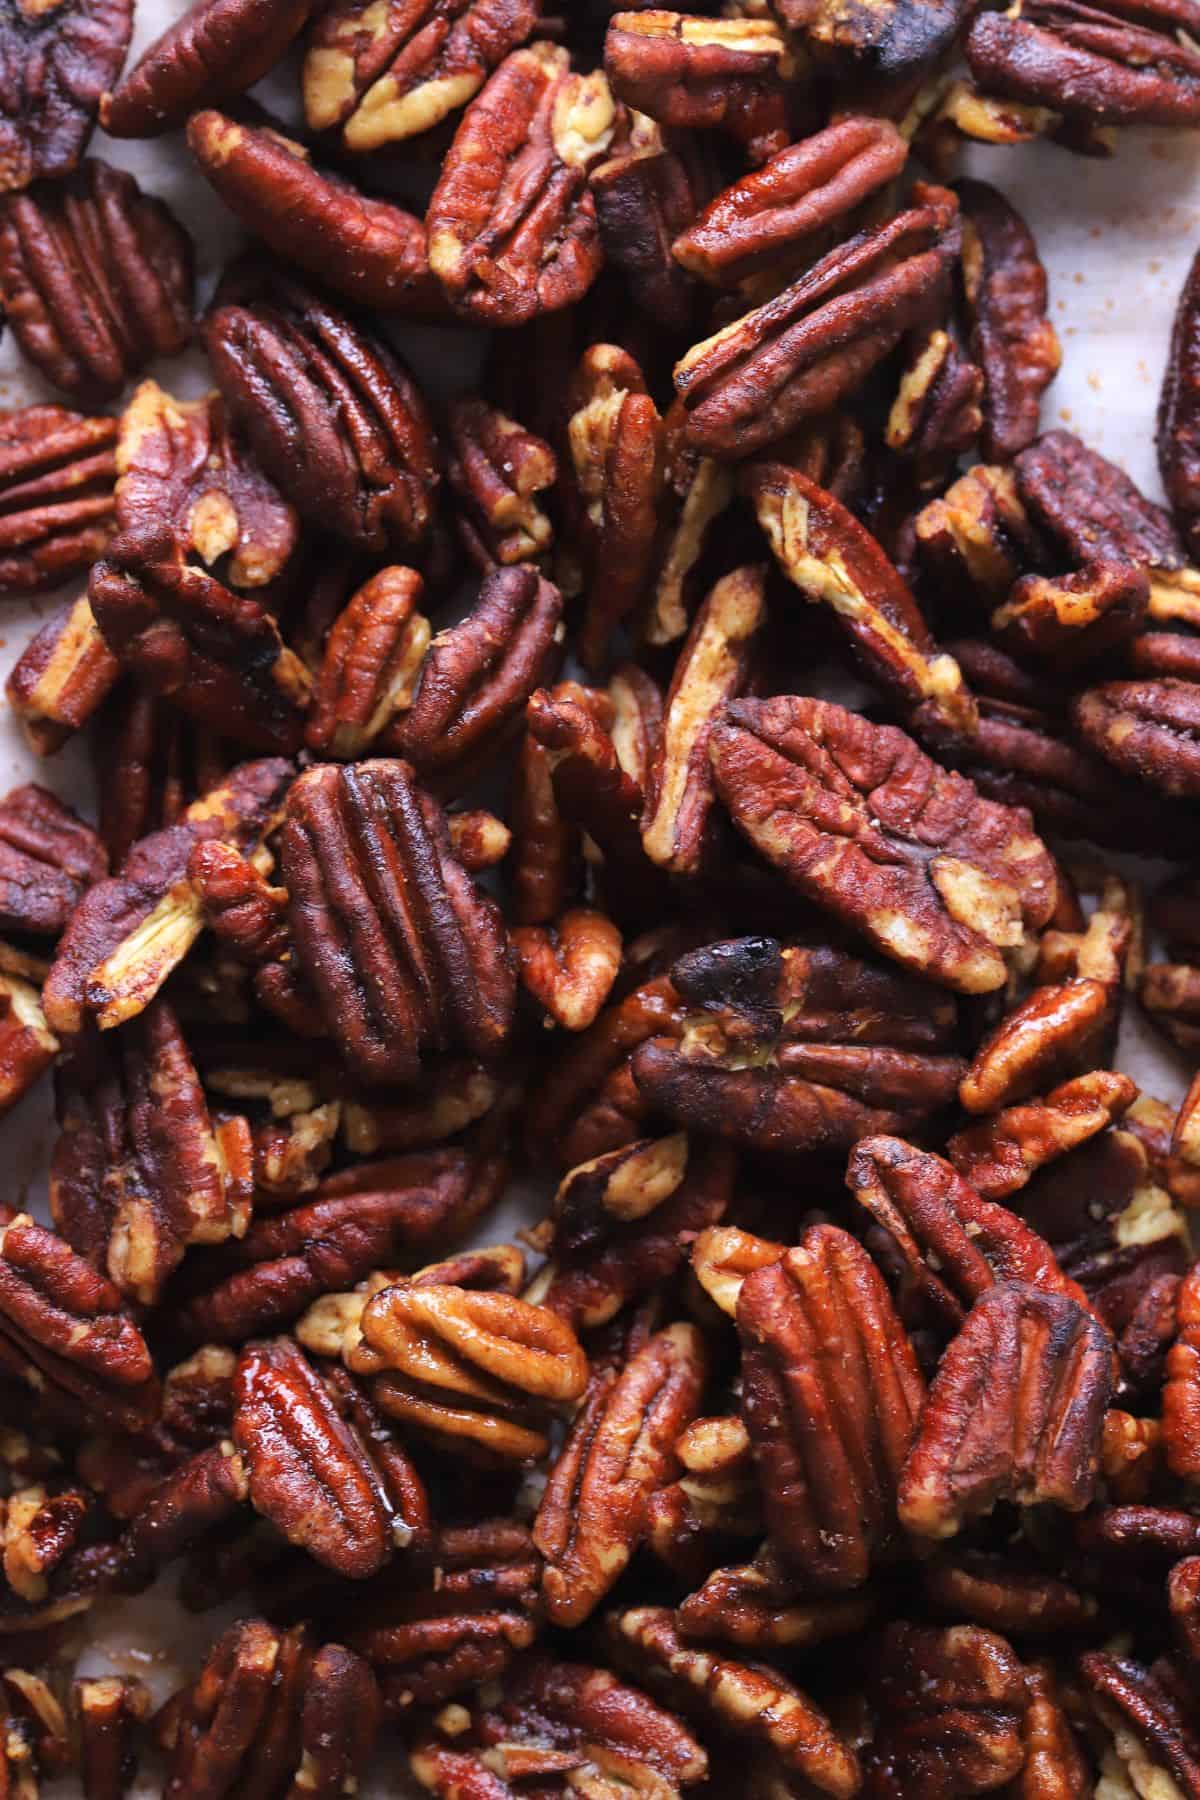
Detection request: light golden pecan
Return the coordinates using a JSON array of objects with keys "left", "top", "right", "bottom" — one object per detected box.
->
[
  {"left": 305, "top": 566, "right": 430, "bottom": 760},
  {"left": 946, "top": 1069, "right": 1137, "bottom": 1199},
  {"left": 604, "top": 11, "right": 793, "bottom": 164},
  {"left": 5, "top": 596, "right": 120, "bottom": 757},
  {"left": 512, "top": 908, "right": 623, "bottom": 1031},
  {"left": 445, "top": 396, "right": 556, "bottom": 570}
]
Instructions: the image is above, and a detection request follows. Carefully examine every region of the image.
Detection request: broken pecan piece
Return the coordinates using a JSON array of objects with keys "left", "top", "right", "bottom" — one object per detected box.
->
[
  {"left": 589, "top": 115, "right": 709, "bottom": 333},
  {"left": 0, "top": 0, "right": 132, "bottom": 190},
  {"left": 1074, "top": 677, "right": 1200, "bottom": 799},
  {"left": 512, "top": 907, "right": 622, "bottom": 1032},
  {"left": 993, "top": 561, "right": 1148, "bottom": 665},
  {"left": 604, "top": 10, "right": 793, "bottom": 164},
  {"left": 0, "top": 407, "right": 117, "bottom": 595},
  {"left": 6, "top": 596, "right": 120, "bottom": 756},
  {"left": 947, "top": 1069, "right": 1137, "bottom": 1200},
  {"left": 305, "top": 565, "right": 430, "bottom": 760},
  {"left": 74, "top": 1675, "right": 150, "bottom": 1800},
  {"left": 1078, "top": 1650, "right": 1200, "bottom": 1800},
  {"left": 445, "top": 396, "right": 556, "bottom": 570},
  {"left": 103, "top": 0, "right": 313, "bottom": 136},
  {"left": 957, "top": 177, "right": 1060, "bottom": 462},
  {"left": 1163, "top": 1264, "right": 1200, "bottom": 1483},
  {"left": 0, "top": 957, "right": 58, "bottom": 1121}
]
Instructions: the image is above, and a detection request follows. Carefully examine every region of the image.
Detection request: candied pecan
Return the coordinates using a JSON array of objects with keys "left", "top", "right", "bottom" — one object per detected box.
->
[
  {"left": 204, "top": 267, "right": 440, "bottom": 555},
  {"left": 863, "top": 1622, "right": 1027, "bottom": 1799},
  {"left": 641, "top": 566, "right": 765, "bottom": 875},
  {"left": 512, "top": 908, "right": 622, "bottom": 1031},
  {"left": 74, "top": 1676, "right": 150, "bottom": 1800},
  {"left": 739, "top": 1225, "right": 925, "bottom": 1587},
  {"left": 604, "top": 11, "right": 793, "bottom": 164},
  {"left": 0, "top": 0, "right": 132, "bottom": 189},
  {"left": 1162, "top": 245, "right": 1200, "bottom": 558},
  {"left": 0, "top": 785, "right": 104, "bottom": 939},
  {"left": 673, "top": 189, "right": 959, "bottom": 459},
  {"left": 744, "top": 462, "right": 975, "bottom": 731},
  {"left": 188, "top": 112, "right": 438, "bottom": 315},
  {"left": 189, "top": 841, "right": 290, "bottom": 970},
  {"left": 445, "top": 397, "right": 556, "bottom": 571},
  {"left": 42, "top": 756, "right": 291, "bottom": 1037},
  {"left": 510, "top": 707, "right": 577, "bottom": 926},
  {"left": 899, "top": 1282, "right": 1114, "bottom": 1538},
  {"left": 589, "top": 116, "right": 707, "bottom": 333},
  {"left": 956, "top": 177, "right": 1060, "bottom": 462},
  {"left": 1079, "top": 1651, "right": 1200, "bottom": 1800},
  {"left": 610, "top": 1606, "right": 859, "bottom": 1797},
  {"left": 1163, "top": 1264, "right": 1200, "bottom": 1483},
  {"left": 305, "top": 566, "right": 430, "bottom": 760},
  {"left": 392, "top": 566, "right": 562, "bottom": 776},
  {"left": 427, "top": 43, "right": 613, "bottom": 326},
  {"left": 959, "top": 980, "right": 1116, "bottom": 1114},
  {"left": 0, "top": 160, "right": 192, "bottom": 403},
  {"left": 644, "top": 1414, "right": 763, "bottom": 1584},
  {"left": 0, "top": 406, "right": 116, "bottom": 595},
  {"left": 914, "top": 461, "right": 1045, "bottom": 606},
  {"left": 1075, "top": 678, "right": 1200, "bottom": 799},
  {"left": 676, "top": 1546, "right": 874, "bottom": 1648},
  {"left": 103, "top": 0, "right": 313, "bottom": 136},
  {"left": 97, "top": 693, "right": 223, "bottom": 873},
  {"left": 534, "top": 1322, "right": 706, "bottom": 1626},
  {"left": 281, "top": 760, "right": 514, "bottom": 1086},
  {"left": 947, "top": 1070, "right": 1137, "bottom": 1200},
  {"left": 161, "top": 1618, "right": 381, "bottom": 1800},
  {"left": 923, "top": 1551, "right": 1097, "bottom": 1636},
  {"left": 1140, "top": 960, "right": 1200, "bottom": 1050},
  {"left": 710, "top": 696, "right": 1057, "bottom": 994}
]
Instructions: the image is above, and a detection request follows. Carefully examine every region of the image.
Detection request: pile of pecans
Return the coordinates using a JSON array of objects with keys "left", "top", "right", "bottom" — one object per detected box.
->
[{"left": 1, "top": 0, "right": 1200, "bottom": 1792}]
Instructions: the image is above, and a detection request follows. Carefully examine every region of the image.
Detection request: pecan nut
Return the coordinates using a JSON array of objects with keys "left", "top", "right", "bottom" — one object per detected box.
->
[
  {"left": 103, "top": 0, "right": 313, "bottom": 136},
  {"left": 863, "top": 1622, "right": 1028, "bottom": 1799},
  {"left": 604, "top": 11, "right": 793, "bottom": 165},
  {"left": 1161, "top": 244, "right": 1200, "bottom": 557},
  {"left": 445, "top": 396, "right": 556, "bottom": 571},
  {"left": 0, "top": 960, "right": 59, "bottom": 1120},
  {"left": 1074, "top": 677, "right": 1200, "bottom": 798},
  {"left": 0, "top": 0, "right": 132, "bottom": 189},
  {"left": 946, "top": 1069, "right": 1137, "bottom": 1200},
  {"left": 1078, "top": 1651, "right": 1200, "bottom": 1800},
  {"left": 74, "top": 1676, "right": 150, "bottom": 1800},
  {"left": 589, "top": 116, "right": 708, "bottom": 332},
  {"left": 0, "top": 407, "right": 117, "bottom": 595},
  {"left": 1163, "top": 1264, "right": 1200, "bottom": 1482},
  {"left": 512, "top": 907, "right": 623, "bottom": 1032},
  {"left": 957, "top": 177, "right": 1060, "bottom": 462},
  {"left": 5, "top": 597, "right": 120, "bottom": 756},
  {"left": 305, "top": 565, "right": 430, "bottom": 760},
  {"left": 0, "top": 784, "right": 105, "bottom": 939},
  {"left": 993, "top": 561, "right": 1149, "bottom": 665}
]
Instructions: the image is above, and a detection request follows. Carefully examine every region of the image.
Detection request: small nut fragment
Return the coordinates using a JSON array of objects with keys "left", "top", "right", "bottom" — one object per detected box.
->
[
  {"left": 5, "top": 596, "right": 120, "bottom": 757},
  {"left": 445, "top": 397, "right": 555, "bottom": 570},
  {"left": 513, "top": 908, "right": 622, "bottom": 1032}
]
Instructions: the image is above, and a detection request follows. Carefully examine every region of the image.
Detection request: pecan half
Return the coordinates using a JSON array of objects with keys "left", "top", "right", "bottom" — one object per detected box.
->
[
  {"left": 604, "top": 11, "right": 793, "bottom": 165},
  {"left": 864, "top": 1622, "right": 1027, "bottom": 1799},
  {"left": 427, "top": 43, "right": 614, "bottom": 325},
  {"left": 6, "top": 597, "right": 120, "bottom": 756},
  {"left": 0, "top": 160, "right": 193, "bottom": 403},
  {"left": 0, "top": 785, "right": 104, "bottom": 939},
  {"left": 946, "top": 1069, "right": 1137, "bottom": 1200},
  {"left": 512, "top": 907, "right": 623, "bottom": 1032},
  {"left": 898, "top": 1281, "right": 1114, "bottom": 1537},
  {"left": 305, "top": 565, "right": 430, "bottom": 760},
  {"left": 1161, "top": 244, "right": 1200, "bottom": 558},
  {"left": 1075, "top": 677, "right": 1200, "bottom": 799},
  {"left": 956, "top": 177, "right": 1060, "bottom": 462},
  {"left": 103, "top": 0, "right": 313, "bottom": 136},
  {"left": 445, "top": 396, "right": 556, "bottom": 570},
  {"left": 0, "top": 0, "right": 132, "bottom": 189},
  {"left": 958, "top": 979, "right": 1117, "bottom": 1115},
  {"left": 0, "top": 960, "right": 58, "bottom": 1120},
  {"left": 1079, "top": 1651, "right": 1200, "bottom": 1800},
  {"left": 710, "top": 696, "right": 1057, "bottom": 993},
  {"left": 993, "top": 561, "right": 1148, "bottom": 665},
  {"left": 75, "top": 1676, "right": 150, "bottom": 1800},
  {"left": 923, "top": 1552, "right": 1097, "bottom": 1636},
  {"left": 0, "top": 407, "right": 116, "bottom": 595}
]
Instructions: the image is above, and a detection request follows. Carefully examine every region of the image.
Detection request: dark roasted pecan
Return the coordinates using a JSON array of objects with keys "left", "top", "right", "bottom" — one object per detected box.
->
[
  {"left": 1162, "top": 244, "right": 1200, "bottom": 557},
  {"left": 604, "top": 11, "right": 793, "bottom": 164},
  {"left": 1074, "top": 677, "right": 1200, "bottom": 798},
  {"left": 676, "top": 1543, "right": 874, "bottom": 1648},
  {"left": 6, "top": 596, "right": 120, "bottom": 756},
  {"left": 161, "top": 1618, "right": 381, "bottom": 1799},
  {"left": 863, "top": 1622, "right": 1027, "bottom": 1799},
  {"left": 898, "top": 1281, "right": 1114, "bottom": 1537},
  {"left": 42, "top": 756, "right": 292, "bottom": 1036},
  {"left": 0, "top": 0, "right": 132, "bottom": 189},
  {"left": 923, "top": 1552, "right": 1097, "bottom": 1636},
  {"left": 204, "top": 267, "right": 440, "bottom": 554},
  {"left": 1079, "top": 1651, "right": 1200, "bottom": 1799},
  {"left": 445, "top": 396, "right": 556, "bottom": 570},
  {"left": 305, "top": 565, "right": 430, "bottom": 760},
  {"left": 189, "top": 839, "right": 291, "bottom": 971},
  {"left": 75, "top": 1676, "right": 150, "bottom": 1800},
  {"left": 946, "top": 1069, "right": 1137, "bottom": 1199},
  {"left": 280, "top": 759, "right": 514, "bottom": 1085},
  {"left": 956, "top": 177, "right": 1060, "bottom": 462},
  {"left": 512, "top": 907, "right": 623, "bottom": 1032},
  {"left": 426, "top": 43, "right": 613, "bottom": 325},
  {"left": 534, "top": 1322, "right": 706, "bottom": 1626},
  {"left": 0, "top": 160, "right": 193, "bottom": 403},
  {"left": 589, "top": 115, "right": 708, "bottom": 332},
  {"left": 673, "top": 189, "right": 959, "bottom": 459},
  {"left": 886, "top": 321, "right": 984, "bottom": 471},
  {"left": 304, "top": 0, "right": 537, "bottom": 150},
  {"left": 189, "top": 112, "right": 440, "bottom": 316},
  {"left": 103, "top": 0, "right": 313, "bottom": 136},
  {"left": 0, "top": 784, "right": 104, "bottom": 938},
  {"left": 0, "top": 1669, "right": 71, "bottom": 1790},
  {"left": 710, "top": 696, "right": 1057, "bottom": 993},
  {"left": 993, "top": 561, "right": 1148, "bottom": 665},
  {"left": 745, "top": 462, "right": 975, "bottom": 730},
  {"left": 0, "top": 407, "right": 116, "bottom": 595},
  {"left": 738, "top": 1224, "right": 925, "bottom": 1587}
]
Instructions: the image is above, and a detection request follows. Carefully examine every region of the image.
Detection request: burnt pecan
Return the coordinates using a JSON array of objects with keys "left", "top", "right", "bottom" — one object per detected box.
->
[
  {"left": 304, "top": 0, "right": 538, "bottom": 150},
  {"left": 947, "top": 1069, "right": 1137, "bottom": 1200},
  {"left": 1078, "top": 1651, "right": 1200, "bottom": 1800},
  {"left": 863, "top": 1622, "right": 1028, "bottom": 1799},
  {"left": 776, "top": 0, "right": 963, "bottom": 85},
  {"left": 445, "top": 396, "right": 556, "bottom": 570},
  {"left": 673, "top": 189, "right": 959, "bottom": 459},
  {"left": 710, "top": 696, "right": 1057, "bottom": 994},
  {"left": 604, "top": 11, "right": 793, "bottom": 165},
  {"left": 188, "top": 112, "right": 439, "bottom": 316},
  {"left": 745, "top": 462, "right": 975, "bottom": 731},
  {"left": 0, "top": 160, "right": 193, "bottom": 403},
  {"left": 1162, "top": 244, "right": 1200, "bottom": 558},
  {"left": 426, "top": 43, "right": 614, "bottom": 325},
  {"left": 512, "top": 907, "right": 623, "bottom": 1032},
  {"left": 898, "top": 1282, "right": 1114, "bottom": 1537},
  {"left": 103, "top": 0, "right": 312, "bottom": 136},
  {"left": 956, "top": 177, "right": 1060, "bottom": 462},
  {"left": 738, "top": 1224, "right": 925, "bottom": 1587},
  {"left": 280, "top": 759, "right": 514, "bottom": 1085},
  {"left": 993, "top": 561, "right": 1149, "bottom": 665},
  {"left": 1075, "top": 677, "right": 1200, "bottom": 798},
  {"left": 0, "top": 784, "right": 104, "bottom": 938},
  {"left": 0, "top": 0, "right": 132, "bottom": 189},
  {"left": 0, "top": 406, "right": 116, "bottom": 595},
  {"left": 534, "top": 1322, "right": 706, "bottom": 1626},
  {"left": 42, "top": 756, "right": 292, "bottom": 1037},
  {"left": 305, "top": 565, "right": 430, "bottom": 760},
  {"left": 204, "top": 267, "right": 440, "bottom": 555}
]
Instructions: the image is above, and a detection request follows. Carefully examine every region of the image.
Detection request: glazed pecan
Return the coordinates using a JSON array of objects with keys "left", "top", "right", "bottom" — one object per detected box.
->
[
  {"left": 304, "top": 0, "right": 537, "bottom": 149},
  {"left": 946, "top": 1069, "right": 1137, "bottom": 1200},
  {"left": 204, "top": 266, "right": 440, "bottom": 554},
  {"left": 103, "top": 0, "right": 313, "bottom": 136},
  {"left": 161, "top": 1618, "right": 381, "bottom": 1799},
  {"left": 0, "top": 407, "right": 116, "bottom": 595},
  {"left": 738, "top": 1224, "right": 925, "bottom": 1587},
  {"left": 1171, "top": 1557, "right": 1200, "bottom": 1662},
  {"left": 745, "top": 462, "right": 975, "bottom": 731},
  {"left": 1075, "top": 678, "right": 1200, "bottom": 799},
  {"left": 1162, "top": 244, "right": 1200, "bottom": 557},
  {"left": 710, "top": 696, "right": 1057, "bottom": 994},
  {"left": 42, "top": 756, "right": 292, "bottom": 1037},
  {"left": 188, "top": 112, "right": 438, "bottom": 315},
  {"left": 189, "top": 839, "right": 291, "bottom": 972},
  {"left": 0, "top": 785, "right": 104, "bottom": 939},
  {"left": 993, "top": 561, "right": 1148, "bottom": 665},
  {"left": 956, "top": 177, "right": 1060, "bottom": 462},
  {"left": 899, "top": 1282, "right": 1114, "bottom": 1537},
  {"left": 426, "top": 43, "right": 614, "bottom": 325},
  {"left": 445, "top": 397, "right": 556, "bottom": 570},
  {"left": 645, "top": 1415, "right": 764, "bottom": 1585},
  {"left": 604, "top": 11, "right": 793, "bottom": 164},
  {"left": 0, "top": 160, "right": 193, "bottom": 403},
  {"left": 676, "top": 1545, "right": 874, "bottom": 1648},
  {"left": 885, "top": 322, "right": 984, "bottom": 470},
  {"left": 75, "top": 1676, "right": 150, "bottom": 1800},
  {"left": 0, "top": 1669, "right": 71, "bottom": 1791},
  {"left": 0, "top": 0, "right": 132, "bottom": 189},
  {"left": 863, "top": 1622, "right": 1027, "bottom": 1799},
  {"left": 280, "top": 759, "right": 515, "bottom": 1085},
  {"left": 589, "top": 115, "right": 709, "bottom": 332},
  {"left": 1078, "top": 1651, "right": 1200, "bottom": 1800},
  {"left": 339, "top": 1057, "right": 501, "bottom": 1155},
  {"left": 959, "top": 979, "right": 1118, "bottom": 1115},
  {"left": 923, "top": 1552, "right": 1097, "bottom": 1637},
  {"left": 512, "top": 907, "right": 623, "bottom": 1032},
  {"left": 305, "top": 565, "right": 430, "bottom": 760},
  {"left": 535, "top": 1322, "right": 706, "bottom": 1626},
  {"left": 673, "top": 189, "right": 959, "bottom": 459}
]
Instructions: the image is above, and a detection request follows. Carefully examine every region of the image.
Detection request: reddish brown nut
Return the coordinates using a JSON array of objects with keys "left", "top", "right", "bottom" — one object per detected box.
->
[
  {"left": 103, "top": 0, "right": 313, "bottom": 136},
  {"left": 306, "top": 565, "right": 430, "bottom": 760},
  {"left": 6, "top": 596, "right": 120, "bottom": 756},
  {"left": 189, "top": 840, "right": 291, "bottom": 970},
  {"left": 994, "top": 561, "right": 1149, "bottom": 667},
  {"left": 513, "top": 908, "right": 622, "bottom": 1031},
  {"left": 923, "top": 1552, "right": 1097, "bottom": 1637},
  {"left": 673, "top": 115, "right": 907, "bottom": 289},
  {"left": 188, "top": 112, "right": 438, "bottom": 315},
  {"left": 589, "top": 116, "right": 708, "bottom": 332},
  {"left": 641, "top": 565, "right": 765, "bottom": 875},
  {"left": 535, "top": 1322, "right": 706, "bottom": 1626},
  {"left": 956, "top": 177, "right": 1060, "bottom": 462},
  {"left": 74, "top": 1676, "right": 150, "bottom": 1800},
  {"left": 427, "top": 43, "right": 613, "bottom": 326},
  {"left": 1170, "top": 1557, "right": 1200, "bottom": 1663},
  {"left": 204, "top": 265, "right": 440, "bottom": 555},
  {"left": 1161, "top": 245, "right": 1200, "bottom": 558},
  {"left": 339, "top": 1057, "right": 500, "bottom": 1156},
  {"left": 42, "top": 756, "right": 292, "bottom": 1037},
  {"left": 1078, "top": 1651, "right": 1200, "bottom": 1799},
  {"left": 676, "top": 1547, "right": 874, "bottom": 1649},
  {"left": 509, "top": 708, "right": 576, "bottom": 926},
  {"left": 604, "top": 11, "right": 793, "bottom": 165},
  {"left": 0, "top": 959, "right": 58, "bottom": 1120},
  {"left": 0, "top": 785, "right": 104, "bottom": 939},
  {"left": 959, "top": 980, "right": 1116, "bottom": 1115},
  {"left": 886, "top": 321, "right": 984, "bottom": 469},
  {"left": 1074, "top": 678, "right": 1200, "bottom": 799},
  {"left": 610, "top": 1606, "right": 859, "bottom": 1798},
  {"left": 445, "top": 397, "right": 555, "bottom": 570},
  {"left": 737, "top": 1224, "right": 925, "bottom": 1588},
  {"left": 914, "top": 462, "right": 1045, "bottom": 606},
  {"left": 0, "top": 160, "right": 193, "bottom": 403},
  {"left": 673, "top": 189, "right": 960, "bottom": 459},
  {"left": 710, "top": 695, "right": 1057, "bottom": 994},
  {"left": 864, "top": 1622, "right": 1028, "bottom": 1799},
  {"left": 645, "top": 407, "right": 736, "bottom": 648},
  {"left": 1163, "top": 1265, "right": 1200, "bottom": 1483},
  {"left": 0, "top": 407, "right": 117, "bottom": 595},
  {"left": 946, "top": 1069, "right": 1137, "bottom": 1200},
  {"left": 898, "top": 1282, "right": 1114, "bottom": 1538},
  {"left": 745, "top": 462, "right": 975, "bottom": 732},
  {"left": 0, "top": 0, "right": 132, "bottom": 190}
]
